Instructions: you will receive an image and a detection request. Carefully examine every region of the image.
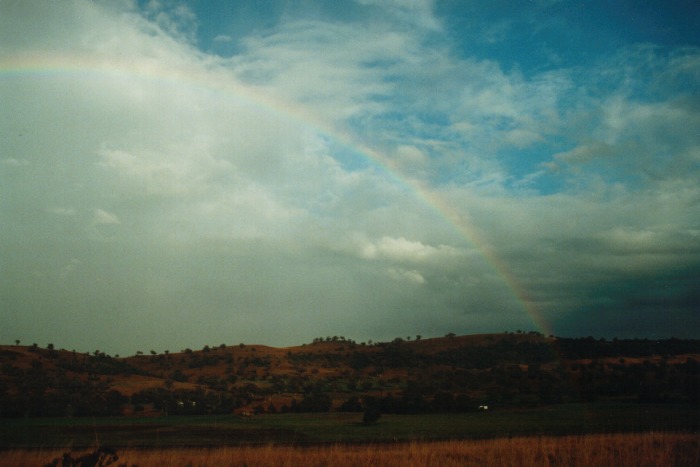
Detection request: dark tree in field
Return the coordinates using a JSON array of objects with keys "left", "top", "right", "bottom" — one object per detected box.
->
[
  {"left": 298, "top": 392, "right": 332, "bottom": 412},
  {"left": 339, "top": 396, "right": 363, "bottom": 412},
  {"left": 362, "top": 396, "right": 381, "bottom": 424},
  {"left": 362, "top": 406, "right": 381, "bottom": 424}
]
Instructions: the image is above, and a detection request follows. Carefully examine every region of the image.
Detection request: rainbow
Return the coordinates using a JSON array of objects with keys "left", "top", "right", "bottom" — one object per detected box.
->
[{"left": 1, "top": 52, "right": 552, "bottom": 337}]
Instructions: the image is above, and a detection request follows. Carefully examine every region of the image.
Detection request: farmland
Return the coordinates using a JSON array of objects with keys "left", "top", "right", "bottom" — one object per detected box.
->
[
  {"left": 1, "top": 333, "right": 699, "bottom": 464},
  {"left": 1, "top": 403, "right": 697, "bottom": 449}
]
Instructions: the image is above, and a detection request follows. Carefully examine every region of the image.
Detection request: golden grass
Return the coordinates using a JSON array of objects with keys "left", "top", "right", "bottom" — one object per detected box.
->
[{"left": 3, "top": 432, "right": 698, "bottom": 466}]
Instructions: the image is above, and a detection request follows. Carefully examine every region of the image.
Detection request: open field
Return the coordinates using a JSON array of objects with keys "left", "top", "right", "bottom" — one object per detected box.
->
[
  {"left": 1, "top": 403, "right": 698, "bottom": 449},
  {"left": 3, "top": 432, "right": 699, "bottom": 466}
]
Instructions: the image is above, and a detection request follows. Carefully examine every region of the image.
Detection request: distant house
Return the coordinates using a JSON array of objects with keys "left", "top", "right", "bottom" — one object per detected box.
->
[{"left": 234, "top": 407, "right": 253, "bottom": 417}]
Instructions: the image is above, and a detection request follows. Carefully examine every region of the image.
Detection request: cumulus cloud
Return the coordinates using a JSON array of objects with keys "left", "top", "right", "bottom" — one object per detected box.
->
[
  {"left": 359, "top": 236, "right": 467, "bottom": 263},
  {"left": 387, "top": 267, "right": 426, "bottom": 284},
  {"left": 93, "top": 209, "right": 120, "bottom": 226}
]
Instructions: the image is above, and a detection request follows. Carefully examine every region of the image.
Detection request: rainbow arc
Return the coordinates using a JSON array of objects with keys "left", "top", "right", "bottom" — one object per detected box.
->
[{"left": 1, "top": 52, "right": 551, "bottom": 336}]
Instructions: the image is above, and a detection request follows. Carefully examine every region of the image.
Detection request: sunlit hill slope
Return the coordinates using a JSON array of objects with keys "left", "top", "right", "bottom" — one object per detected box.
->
[{"left": 1, "top": 333, "right": 699, "bottom": 418}]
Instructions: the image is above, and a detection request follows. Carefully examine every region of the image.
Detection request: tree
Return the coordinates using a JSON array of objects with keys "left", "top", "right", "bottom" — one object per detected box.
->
[
  {"left": 362, "top": 396, "right": 382, "bottom": 424},
  {"left": 298, "top": 392, "right": 332, "bottom": 412},
  {"left": 363, "top": 407, "right": 381, "bottom": 424},
  {"left": 15, "top": 340, "right": 20, "bottom": 346},
  {"left": 339, "top": 396, "right": 363, "bottom": 412}
]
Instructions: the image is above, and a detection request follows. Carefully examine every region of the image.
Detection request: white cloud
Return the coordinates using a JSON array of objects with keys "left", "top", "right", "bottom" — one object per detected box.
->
[
  {"left": 359, "top": 236, "right": 467, "bottom": 263},
  {"left": 98, "top": 146, "right": 233, "bottom": 198},
  {"left": 2, "top": 157, "right": 29, "bottom": 166},
  {"left": 47, "top": 207, "right": 76, "bottom": 217},
  {"left": 503, "top": 128, "right": 544, "bottom": 148},
  {"left": 93, "top": 209, "right": 120, "bottom": 226},
  {"left": 597, "top": 227, "right": 700, "bottom": 256},
  {"left": 356, "top": 0, "right": 440, "bottom": 31},
  {"left": 395, "top": 145, "right": 428, "bottom": 165},
  {"left": 88, "top": 209, "right": 120, "bottom": 240},
  {"left": 140, "top": 0, "right": 198, "bottom": 44},
  {"left": 387, "top": 267, "right": 426, "bottom": 284},
  {"left": 552, "top": 142, "right": 616, "bottom": 167},
  {"left": 59, "top": 258, "right": 81, "bottom": 279},
  {"left": 222, "top": 12, "right": 576, "bottom": 192},
  {"left": 213, "top": 34, "right": 232, "bottom": 43},
  {"left": 229, "top": 20, "right": 403, "bottom": 123}
]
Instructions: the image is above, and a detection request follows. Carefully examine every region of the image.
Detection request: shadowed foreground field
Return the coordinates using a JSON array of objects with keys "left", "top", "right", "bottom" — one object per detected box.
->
[
  {"left": 3, "top": 433, "right": 699, "bottom": 466},
  {"left": 2, "top": 404, "right": 698, "bottom": 449}
]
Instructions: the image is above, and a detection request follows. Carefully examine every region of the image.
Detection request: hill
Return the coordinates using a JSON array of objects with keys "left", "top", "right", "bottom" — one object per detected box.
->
[{"left": 1, "top": 333, "right": 699, "bottom": 418}]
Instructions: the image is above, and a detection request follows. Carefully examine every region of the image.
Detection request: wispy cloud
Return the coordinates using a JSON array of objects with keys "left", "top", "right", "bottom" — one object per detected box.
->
[
  {"left": 2, "top": 157, "right": 30, "bottom": 167},
  {"left": 213, "top": 34, "right": 232, "bottom": 43}
]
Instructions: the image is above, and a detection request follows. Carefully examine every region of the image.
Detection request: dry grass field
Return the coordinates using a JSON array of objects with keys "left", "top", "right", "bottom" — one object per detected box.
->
[{"left": 3, "top": 432, "right": 698, "bottom": 466}]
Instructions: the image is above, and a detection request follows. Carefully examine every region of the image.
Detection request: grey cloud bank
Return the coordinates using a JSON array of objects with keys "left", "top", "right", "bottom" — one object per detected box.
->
[{"left": 1, "top": 1, "right": 699, "bottom": 355}]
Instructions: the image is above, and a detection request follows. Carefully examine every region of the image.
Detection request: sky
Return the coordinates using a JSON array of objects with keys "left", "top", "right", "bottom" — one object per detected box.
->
[{"left": 1, "top": 0, "right": 699, "bottom": 356}]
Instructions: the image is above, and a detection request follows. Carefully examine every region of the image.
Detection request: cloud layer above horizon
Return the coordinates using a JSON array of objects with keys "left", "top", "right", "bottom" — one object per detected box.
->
[{"left": 1, "top": 0, "right": 699, "bottom": 354}]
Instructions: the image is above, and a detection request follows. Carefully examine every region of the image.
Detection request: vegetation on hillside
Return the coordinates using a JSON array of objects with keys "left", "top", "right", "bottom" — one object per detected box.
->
[{"left": 1, "top": 333, "right": 699, "bottom": 418}]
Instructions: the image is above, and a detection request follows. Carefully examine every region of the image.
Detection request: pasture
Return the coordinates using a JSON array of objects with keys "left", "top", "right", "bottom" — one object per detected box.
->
[{"left": 1, "top": 403, "right": 697, "bottom": 449}]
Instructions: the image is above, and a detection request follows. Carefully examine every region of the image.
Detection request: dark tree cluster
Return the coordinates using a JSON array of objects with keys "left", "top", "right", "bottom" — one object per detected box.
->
[
  {"left": 554, "top": 337, "right": 700, "bottom": 360},
  {"left": 131, "top": 387, "right": 239, "bottom": 416},
  {"left": 0, "top": 369, "right": 127, "bottom": 418}
]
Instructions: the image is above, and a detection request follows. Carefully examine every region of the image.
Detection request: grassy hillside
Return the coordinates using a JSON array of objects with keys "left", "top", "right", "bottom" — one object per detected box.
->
[{"left": 1, "top": 333, "right": 699, "bottom": 418}]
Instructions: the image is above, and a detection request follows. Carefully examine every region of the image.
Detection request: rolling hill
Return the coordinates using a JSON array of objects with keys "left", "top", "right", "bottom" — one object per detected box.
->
[{"left": 1, "top": 333, "right": 699, "bottom": 418}]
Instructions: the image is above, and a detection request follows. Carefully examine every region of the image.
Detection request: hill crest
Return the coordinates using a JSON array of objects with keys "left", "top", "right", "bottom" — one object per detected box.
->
[{"left": 1, "top": 333, "right": 699, "bottom": 418}]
